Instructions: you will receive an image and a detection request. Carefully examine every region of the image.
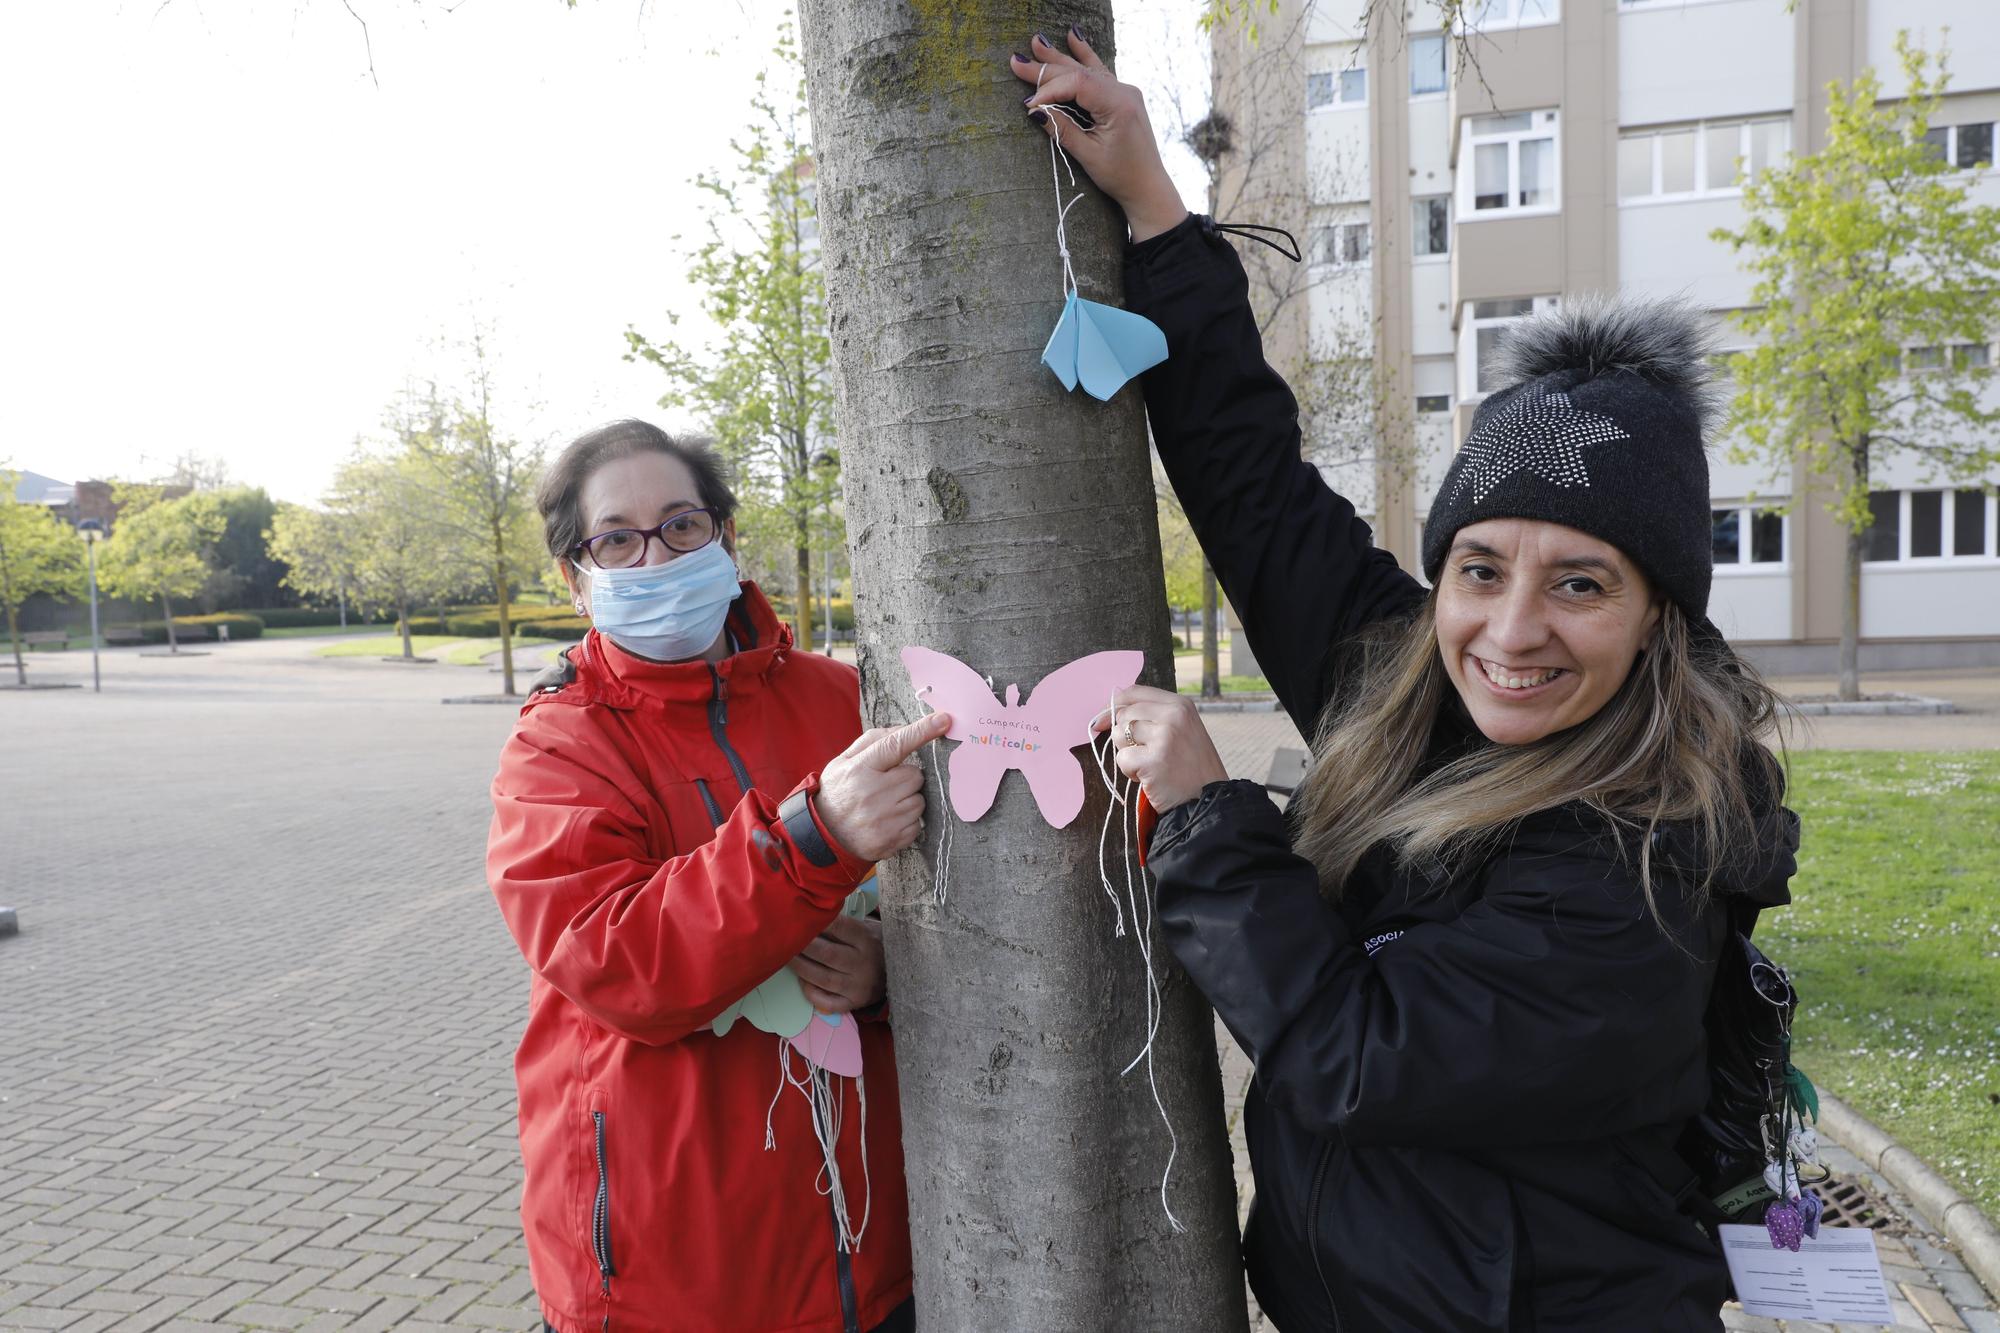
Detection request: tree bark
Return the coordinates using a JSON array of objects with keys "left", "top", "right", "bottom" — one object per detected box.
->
[
  {"left": 801, "top": 6, "right": 1246, "bottom": 1329},
  {"left": 1839, "top": 433, "right": 1870, "bottom": 703},
  {"left": 161, "top": 591, "right": 179, "bottom": 653},
  {"left": 795, "top": 530, "right": 816, "bottom": 653},
  {"left": 399, "top": 602, "right": 414, "bottom": 659},
  {"left": 1839, "top": 525, "right": 1864, "bottom": 702},
  {"left": 1200, "top": 560, "right": 1221, "bottom": 698},
  {"left": 3, "top": 556, "right": 24, "bottom": 686},
  {"left": 494, "top": 540, "right": 516, "bottom": 697}
]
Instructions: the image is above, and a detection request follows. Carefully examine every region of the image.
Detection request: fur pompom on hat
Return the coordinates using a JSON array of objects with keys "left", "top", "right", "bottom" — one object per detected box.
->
[{"left": 1421, "top": 294, "right": 1722, "bottom": 619}]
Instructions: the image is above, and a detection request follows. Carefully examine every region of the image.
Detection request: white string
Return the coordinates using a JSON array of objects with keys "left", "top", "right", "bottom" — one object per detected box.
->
[
  {"left": 1040, "top": 63, "right": 1088, "bottom": 302},
  {"left": 914, "top": 685, "right": 955, "bottom": 906},
  {"left": 1085, "top": 694, "right": 1185, "bottom": 1234},
  {"left": 774, "top": 1038, "right": 871, "bottom": 1253}
]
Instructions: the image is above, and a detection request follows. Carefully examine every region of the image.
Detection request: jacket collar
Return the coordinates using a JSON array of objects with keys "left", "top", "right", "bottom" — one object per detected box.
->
[{"left": 573, "top": 581, "right": 793, "bottom": 708}]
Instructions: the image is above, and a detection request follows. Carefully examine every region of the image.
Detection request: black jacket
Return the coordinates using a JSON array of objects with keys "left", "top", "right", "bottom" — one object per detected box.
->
[{"left": 1123, "top": 216, "right": 1800, "bottom": 1332}]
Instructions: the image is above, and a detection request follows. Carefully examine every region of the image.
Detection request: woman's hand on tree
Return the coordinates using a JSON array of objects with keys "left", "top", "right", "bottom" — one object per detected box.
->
[
  {"left": 1091, "top": 685, "right": 1229, "bottom": 813},
  {"left": 785, "top": 914, "right": 887, "bottom": 1014},
  {"left": 814, "top": 713, "right": 950, "bottom": 863},
  {"left": 1010, "top": 29, "right": 1189, "bottom": 243}
]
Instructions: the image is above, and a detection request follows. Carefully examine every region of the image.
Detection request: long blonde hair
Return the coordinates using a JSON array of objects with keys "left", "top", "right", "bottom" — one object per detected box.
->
[{"left": 1291, "top": 595, "right": 1786, "bottom": 917}]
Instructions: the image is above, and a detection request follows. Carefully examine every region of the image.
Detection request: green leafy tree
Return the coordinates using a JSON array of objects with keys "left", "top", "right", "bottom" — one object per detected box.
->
[
  {"left": 267, "top": 501, "right": 362, "bottom": 626},
  {"left": 1714, "top": 33, "right": 2000, "bottom": 699},
  {"left": 335, "top": 453, "right": 467, "bottom": 658},
  {"left": 96, "top": 490, "right": 227, "bottom": 653},
  {"left": 0, "top": 470, "right": 87, "bottom": 685},
  {"left": 205, "top": 487, "right": 286, "bottom": 610},
  {"left": 404, "top": 338, "right": 546, "bottom": 695},
  {"left": 627, "top": 24, "right": 834, "bottom": 650}
]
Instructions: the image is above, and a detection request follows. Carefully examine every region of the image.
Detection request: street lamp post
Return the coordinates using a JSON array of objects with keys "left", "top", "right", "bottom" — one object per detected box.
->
[{"left": 77, "top": 519, "right": 103, "bottom": 693}]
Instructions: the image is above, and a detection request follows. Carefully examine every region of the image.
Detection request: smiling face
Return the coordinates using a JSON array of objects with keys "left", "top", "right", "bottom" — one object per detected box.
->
[{"left": 1434, "top": 518, "right": 1663, "bottom": 746}]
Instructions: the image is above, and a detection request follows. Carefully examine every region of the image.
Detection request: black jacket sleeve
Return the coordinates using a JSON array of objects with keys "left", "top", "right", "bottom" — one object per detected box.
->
[
  {"left": 1124, "top": 216, "right": 1425, "bottom": 733},
  {"left": 1147, "top": 780, "right": 1722, "bottom": 1150}
]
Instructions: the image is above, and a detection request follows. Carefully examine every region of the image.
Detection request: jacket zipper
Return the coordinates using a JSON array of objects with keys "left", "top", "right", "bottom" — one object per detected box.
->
[
  {"left": 706, "top": 667, "right": 756, "bottom": 797},
  {"left": 1304, "top": 1138, "right": 1342, "bottom": 1333},
  {"left": 692, "top": 778, "right": 725, "bottom": 828},
  {"left": 831, "top": 1197, "right": 860, "bottom": 1333},
  {"left": 591, "top": 1109, "right": 616, "bottom": 1330}
]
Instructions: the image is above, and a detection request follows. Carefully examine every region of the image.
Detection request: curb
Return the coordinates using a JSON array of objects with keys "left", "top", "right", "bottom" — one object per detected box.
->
[
  {"left": 1819, "top": 1091, "right": 2000, "bottom": 1304},
  {"left": 1786, "top": 693, "right": 1956, "bottom": 716},
  {"left": 1193, "top": 698, "right": 1279, "bottom": 714}
]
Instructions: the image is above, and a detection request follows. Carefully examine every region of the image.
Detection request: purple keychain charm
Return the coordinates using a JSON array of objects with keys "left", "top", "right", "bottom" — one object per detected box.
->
[{"left": 1766, "top": 1199, "right": 1806, "bottom": 1252}]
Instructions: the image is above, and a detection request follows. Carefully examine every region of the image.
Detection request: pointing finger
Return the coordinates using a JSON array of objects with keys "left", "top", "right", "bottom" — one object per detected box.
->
[{"left": 867, "top": 712, "right": 951, "bottom": 771}]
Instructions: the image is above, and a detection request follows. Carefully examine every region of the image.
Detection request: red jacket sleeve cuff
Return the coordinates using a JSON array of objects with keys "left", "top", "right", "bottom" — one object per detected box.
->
[{"left": 781, "top": 773, "right": 876, "bottom": 886}]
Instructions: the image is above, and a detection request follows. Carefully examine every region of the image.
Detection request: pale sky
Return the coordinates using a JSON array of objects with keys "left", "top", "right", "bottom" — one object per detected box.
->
[{"left": 3, "top": 1, "right": 1209, "bottom": 505}]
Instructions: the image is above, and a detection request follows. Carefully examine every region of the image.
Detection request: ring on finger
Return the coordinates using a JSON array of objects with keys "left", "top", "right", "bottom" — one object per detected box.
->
[{"left": 1121, "top": 719, "right": 1137, "bottom": 745}]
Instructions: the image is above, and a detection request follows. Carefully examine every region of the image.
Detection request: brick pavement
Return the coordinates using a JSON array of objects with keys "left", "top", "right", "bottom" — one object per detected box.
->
[
  {"left": 4, "top": 639, "right": 1993, "bottom": 1331},
  {"left": 2, "top": 642, "right": 537, "bottom": 1331}
]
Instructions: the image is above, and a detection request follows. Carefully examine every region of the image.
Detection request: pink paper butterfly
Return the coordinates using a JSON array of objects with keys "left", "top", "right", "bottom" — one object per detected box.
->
[{"left": 901, "top": 646, "right": 1145, "bottom": 829}]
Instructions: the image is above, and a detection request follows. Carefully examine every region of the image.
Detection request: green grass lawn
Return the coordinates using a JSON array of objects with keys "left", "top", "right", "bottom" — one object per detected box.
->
[
  {"left": 313, "top": 634, "right": 557, "bottom": 665},
  {"left": 264, "top": 623, "right": 397, "bottom": 639},
  {"left": 314, "top": 635, "right": 459, "bottom": 658},
  {"left": 1764, "top": 750, "right": 2000, "bottom": 1219},
  {"left": 1178, "top": 675, "right": 1272, "bottom": 696},
  {"left": 438, "top": 636, "right": 557, "bottom": 667}
]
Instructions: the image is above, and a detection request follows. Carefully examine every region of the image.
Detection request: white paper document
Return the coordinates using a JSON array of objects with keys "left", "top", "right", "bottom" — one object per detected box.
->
[{"left": 1719, "top": 1224, "right": 1895, "bottom": 1324}]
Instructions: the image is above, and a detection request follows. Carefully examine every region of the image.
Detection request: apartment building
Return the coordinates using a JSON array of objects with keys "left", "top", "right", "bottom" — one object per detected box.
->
[{"left": 1211, "top": 0, "right": 2000, "bottom": 674}]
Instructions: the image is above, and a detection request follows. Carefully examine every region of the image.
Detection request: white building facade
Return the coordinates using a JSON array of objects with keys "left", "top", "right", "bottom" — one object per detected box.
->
[{"left": 1213, "top": 0, "right": 2000, "bottom": 673}]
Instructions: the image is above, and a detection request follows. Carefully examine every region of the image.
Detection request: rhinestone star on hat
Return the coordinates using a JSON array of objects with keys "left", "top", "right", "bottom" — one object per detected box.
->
[{"left": 1449, "top": 381, "right": 1631, "bottom": 505}]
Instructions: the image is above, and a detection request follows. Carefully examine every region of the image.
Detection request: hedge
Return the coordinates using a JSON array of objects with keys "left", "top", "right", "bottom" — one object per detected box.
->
[
  {"left": 768, "top": 598, "right": 856, "bottom": 632},
  {"left": 125, "top": 612, "right": 267, "bottom": 644},
  {"left": 241, "top": 606, "right": 394, "bottom": 629}
]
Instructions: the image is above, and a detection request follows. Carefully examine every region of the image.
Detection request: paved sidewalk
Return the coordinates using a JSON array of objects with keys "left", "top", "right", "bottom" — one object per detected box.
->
[{"left": 3, "top": 641, "right": 1993, "bottom": 1331}]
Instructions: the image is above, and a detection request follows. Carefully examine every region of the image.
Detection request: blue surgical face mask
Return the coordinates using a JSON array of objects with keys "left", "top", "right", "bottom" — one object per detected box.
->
[{"left": 584, "top": 540, "right": 740, "bottom": 662}]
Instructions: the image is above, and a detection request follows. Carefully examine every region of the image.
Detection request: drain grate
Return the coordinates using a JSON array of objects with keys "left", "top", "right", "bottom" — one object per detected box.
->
[{"left": 1815, "top": 1174, "right": 1905, "bottom": 1232}]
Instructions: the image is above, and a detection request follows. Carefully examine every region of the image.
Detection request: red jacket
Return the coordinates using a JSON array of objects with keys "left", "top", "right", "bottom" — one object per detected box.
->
[{"left": 487, "top": 585, "right": 912, "bottom": 1333}]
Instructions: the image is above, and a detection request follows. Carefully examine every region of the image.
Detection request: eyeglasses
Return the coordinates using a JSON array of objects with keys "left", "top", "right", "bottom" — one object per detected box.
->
[{"left": 571, "top": 508, "right": 722, "bottom": 569}]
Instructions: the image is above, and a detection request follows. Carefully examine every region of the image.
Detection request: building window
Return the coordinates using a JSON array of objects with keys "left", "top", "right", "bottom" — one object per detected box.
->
[
  {"left": 1312, "top": 222, "right": 1371, "bottom": 267},
  {"left": 1865, "top": 488, "right": 1999, "bottom": 562},
  {"left": 1466, "top": 111, "right": 1559, "bottom": 214},
  {"left": 1467, "top": 297, "right": 1555, "bottom": 394},
  {"left": 1413, "top": 196, "right": 1450, "bottom": 257},
  {"left": 1619, "top": 117, "right": 1790, "bottom": 201},
  {"left": 1921, "top": 122, "right": 1996, "bottom": 171},
  {"left": 1410, "top": 34, "right": 1447, "bottom": 96},
  {"left": 1904, "top": 343, "right": 1990, "bottom": 373},
  {"left": 1416, "top": 394, "right": 1452, "bottom": 413},
  {"left": 1465, "top": 0, "right": 1558, "bottom": 29},
  {"left": 1711, "top": 507, "right": 1786, "bottom": 567},
  {"left": 1308, "top": 64, "right": 1367, "bottom": 111}
]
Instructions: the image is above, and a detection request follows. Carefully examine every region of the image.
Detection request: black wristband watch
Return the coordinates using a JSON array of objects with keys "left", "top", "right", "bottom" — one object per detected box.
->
[{"left": 778, "top": 788, "right": 837, "bottom": 868}]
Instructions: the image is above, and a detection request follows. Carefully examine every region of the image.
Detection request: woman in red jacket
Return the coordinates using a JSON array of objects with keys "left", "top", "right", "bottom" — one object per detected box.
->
[{"left": 487, "top": 420, "right": 944, "bottom": 1333}]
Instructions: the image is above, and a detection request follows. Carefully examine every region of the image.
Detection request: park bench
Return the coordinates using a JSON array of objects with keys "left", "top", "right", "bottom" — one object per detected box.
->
[
  {"left": 168, "top": 624, "right": 213, "bottom": 642},
  {"left": 104, "top": 628, "right": 145, "bottom": 647},
  {"left": 1264, "top": 747, "right": 1309, "bottom": 799},
  {"left": 21, "top": 631, "right": 67, "bottom": 650}
]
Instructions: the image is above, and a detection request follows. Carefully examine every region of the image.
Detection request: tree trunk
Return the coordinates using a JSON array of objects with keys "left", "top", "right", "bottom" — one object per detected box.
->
[
  {"left": 161, "top": 591, "right": 179, "bottom": 653},
  {"left": 494, "top": 540, "right": 516, "bottom": 697},
  {"left": 794, "top": 531, "right": 815, "bottom": 653},
  {"left": 3, "top": 559, "right": 24, "bottom": 686},
  {"left": 1839, "top": 526, "right": 1864, "bottom": 702},
  {"left": 800, "top": 7, "right": 1246, "bottom": 1330},
  {"left": 1200, "top": 561, "right": 1221, "bottom": 699},
  {"left": 1839, "top": 434, "right": 1869, "bottom": 703},
  {"left": 399, "top": 602, "right": 414, "bottom": 660}
]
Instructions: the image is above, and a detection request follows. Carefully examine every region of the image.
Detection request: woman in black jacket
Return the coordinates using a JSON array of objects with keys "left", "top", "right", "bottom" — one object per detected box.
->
[{"left": 1018, "top": 34, "right": 1800, "bottom": 1332}]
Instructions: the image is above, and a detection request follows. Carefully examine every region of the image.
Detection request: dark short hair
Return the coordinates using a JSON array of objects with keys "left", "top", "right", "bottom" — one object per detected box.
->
[{"left": 538, "top": 420, "right": 738, "bottom": 571}]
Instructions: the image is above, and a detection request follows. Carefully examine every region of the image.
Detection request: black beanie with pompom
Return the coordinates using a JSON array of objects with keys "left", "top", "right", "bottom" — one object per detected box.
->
[{"left": 1420, "top": 294, "right": 1722, "bottom": 620}]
